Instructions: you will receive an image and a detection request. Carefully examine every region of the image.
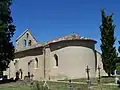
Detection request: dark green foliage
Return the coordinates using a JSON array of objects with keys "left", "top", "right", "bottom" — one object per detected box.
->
[
  {"left": 100, "top": 9, "right": 117, "bottom": 76},
  {"left": 118, "top": 41, "right": 120, "bottom": 53},
  {"left": 0, "top": 71, "right": 3, "bottom": 77},
  {"left": 0, "top": 0, "right": 15, "bottom": 72},
  {"left": 116, "top": 42, "right": 120, "bottom": 71},
  {"left": 116, "top": 65, "right": 120, "bottom": 71}
]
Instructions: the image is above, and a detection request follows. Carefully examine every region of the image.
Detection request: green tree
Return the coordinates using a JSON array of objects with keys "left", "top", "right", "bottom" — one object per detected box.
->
[
  {"left": 118, "top": 41, "right": 120, "bottom": 53},
  {"left": 116, "top": 41, "right": 120, "bottom": 70},
  {"left": 0, "top": 0, "right": 15, "bottom": 74},
  {"left": 100, "top": 9, "right": 117, "bottom": 76}
]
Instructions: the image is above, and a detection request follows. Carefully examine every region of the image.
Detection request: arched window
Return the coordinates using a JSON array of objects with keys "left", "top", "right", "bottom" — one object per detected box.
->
[
  {"left": 19, "top": 69, "right": 23, "bottom": 79},
  {"left": 14, "top": 60, "right": 18, "bottom": 72},
  {"left": 23, "top": 39, "right": 27, "bottom": 47},
  {"left": 28, "top": 40, "right": 32, "bottom": 46},
  {"left": 35, "top": 58, "right": 38, "bottom": 68},
  {"left": 54, "top": 54, "right": 58, "bottom": 66},
  {"left": 26, "top": 33, "right": 29, "bottom": 38}
]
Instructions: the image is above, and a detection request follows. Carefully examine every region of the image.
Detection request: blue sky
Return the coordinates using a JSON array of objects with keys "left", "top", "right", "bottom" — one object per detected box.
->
[{"left": 11, "top": 0, "right": 120, "bottom": 52}]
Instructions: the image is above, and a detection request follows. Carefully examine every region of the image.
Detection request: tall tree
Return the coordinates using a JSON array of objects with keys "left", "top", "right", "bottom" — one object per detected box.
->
[
  {"left": 116, "top": 41, "right": 120, "bottom": 63},
  {"left": 0, "top": 0, "right": 15, "bottom": 74},
  {"left": 118, "top": 41, "right": 120, "bottom": 53},
  {"left": 100, "top": 9, "right": 117, "bottom": 76}
]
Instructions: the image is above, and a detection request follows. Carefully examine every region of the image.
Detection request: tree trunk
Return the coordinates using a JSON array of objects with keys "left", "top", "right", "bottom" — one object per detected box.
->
[{"left": 108, "top": 73, "right": 111, "bottom": 77}]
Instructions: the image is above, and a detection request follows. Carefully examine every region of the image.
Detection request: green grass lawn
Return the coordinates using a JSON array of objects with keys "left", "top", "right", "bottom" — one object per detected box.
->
[
  {"left": 0, "top": 80, "right": 120, "bottom": 90},
  {"left": 0, "top": 81, "right": 33, "bottom": 90},
  {"left": 0, "top": 83, "right": 31, "bottom": 90},
  {"left": 59, "top": 77, "right": 116, "bottom": 84},
  {"left": 0, "top": 81, "right": 88, "bottom": 90},
  {"left": 31, "top": 81, "right": 89, "bottom": 90},
  {"left": 92, "top": 85, "right": 120, "bottom": 90}
]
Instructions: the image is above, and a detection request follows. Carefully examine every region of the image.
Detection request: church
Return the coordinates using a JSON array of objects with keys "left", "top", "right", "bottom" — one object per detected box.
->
[{"left": 4, "top": 29, "right": 107, "bottom": 81}]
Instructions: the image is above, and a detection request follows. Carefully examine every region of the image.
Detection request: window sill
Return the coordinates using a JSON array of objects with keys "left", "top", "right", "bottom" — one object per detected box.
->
[
  {"left": 53, "top": 66, "right": 58, "bottom": 68},
  {"left": 34, "top": 68, "right": 39, "bottom": 69}
]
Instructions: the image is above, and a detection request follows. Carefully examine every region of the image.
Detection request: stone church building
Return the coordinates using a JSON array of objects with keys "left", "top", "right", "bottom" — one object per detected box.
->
[{"left": 4, "top": 29, "right": 107, "bottom": 81}]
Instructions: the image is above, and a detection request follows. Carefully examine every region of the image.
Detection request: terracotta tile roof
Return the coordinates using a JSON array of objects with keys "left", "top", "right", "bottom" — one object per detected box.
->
[
  {"left": 47, "top": 34, "right": 79, "bottom": 43},
  {"left": 15, "top": 33, "right": 96, "bottom": 53},
  {"left": 47, "top": 33, "right": 95, "bottom": 44}
]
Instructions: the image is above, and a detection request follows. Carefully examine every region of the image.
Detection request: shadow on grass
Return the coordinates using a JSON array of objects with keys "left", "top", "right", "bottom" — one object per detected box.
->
[{"left": 0, "top": 78, "right": 16, "bottom": 84}]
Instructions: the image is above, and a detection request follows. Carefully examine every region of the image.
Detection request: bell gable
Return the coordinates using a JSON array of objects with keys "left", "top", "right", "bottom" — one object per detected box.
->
[{"left": 15, "top": 29, "right": 38, "bottom": 51}]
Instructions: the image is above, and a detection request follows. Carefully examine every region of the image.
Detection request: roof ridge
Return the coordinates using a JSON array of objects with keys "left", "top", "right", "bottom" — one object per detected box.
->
[{"left": 48, "top": 33, "right": 81, "bottom": 43}]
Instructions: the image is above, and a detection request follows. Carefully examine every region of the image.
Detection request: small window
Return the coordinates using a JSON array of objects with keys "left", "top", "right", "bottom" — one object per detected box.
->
[
  {"left": 15, "top": 60, "right": 18, "bottom": 63},
  {"left": 54, "top": 54, "right": 58, "bottom": 66},
  {"left": 35, "top": 58, "right": 38, "bottom": 68},
  {"left": 14, "top": 60, "right": 18, "bottom": 71},
  {"left": 14, "top": 60, "right": 18, "bottom": 65},
  {"left": 28, "top": 40, "right": 32, "bottom": 46},
  {"left": 28, "top": 62, "right": 30, "bottom": 65},
  {"left": 26, "top": 33, "right": 29, "bottom": 38},
  {"left": 24, "top": 39, "right": 27, "bottom": 47}
]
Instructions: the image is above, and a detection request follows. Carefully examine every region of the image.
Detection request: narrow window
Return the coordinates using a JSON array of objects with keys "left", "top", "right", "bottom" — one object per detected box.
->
[
  {"left": 14, "top": 60, "right": 18, "bottom": 71},
  {"left": 28, "top": 40, "right": 32, "bottom": 46},
  {"left": 54, "top": 54, "right": 58, "bottom": 66},
  {"left": 24, "top": 39, "right": 27, "bottom": 47},
  {"left": 26, "top": 33, "right": 29, "bottom": 38},
  {"left": 19, "top": 69, "right": 23, "bottom": 79},
  {"left": 35, "top": 58, "right": 38, "bottom": 68},
  {"left": 28, "top": 62, "right": 30, "bottom": 75}
]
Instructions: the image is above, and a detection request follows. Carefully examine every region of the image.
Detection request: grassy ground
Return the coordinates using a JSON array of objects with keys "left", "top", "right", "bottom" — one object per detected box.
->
[
  {"left": 0, "top": 81, "right": 120, "bottom": 90},
  {"left": 0, "top": 81, "right": 88, "bottom": 90},
  {"left": 59, "top": 77, "right": 115, "bottom": 84},
  {"left": 92, "top": 85, "right": 120, "bottom": 90},
  {"left": 0, "top": 84, "right": 31, "bottom": 90}
]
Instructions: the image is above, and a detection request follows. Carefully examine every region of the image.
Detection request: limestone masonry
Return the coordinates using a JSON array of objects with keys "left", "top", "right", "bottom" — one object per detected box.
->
[{"left": 4, "top": 29, "right": 107, "bottom": 81}]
